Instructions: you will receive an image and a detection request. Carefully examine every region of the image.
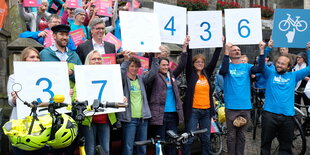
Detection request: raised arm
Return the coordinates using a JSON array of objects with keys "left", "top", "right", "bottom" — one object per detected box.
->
[
  {"left": 173, "top": 36, "right": 190, "bottom": 77},
  {"left": 250, "top": 41, "right": 266, "bottom": 74},
  {"left": 18, "top": 0, "right": 34, "bottom": 22},
  {"left": 219, "top": 42, "right": 232, "bottom": 75},
  {"left": 295, "top": 42, "right": 310, "bottom": 81}
]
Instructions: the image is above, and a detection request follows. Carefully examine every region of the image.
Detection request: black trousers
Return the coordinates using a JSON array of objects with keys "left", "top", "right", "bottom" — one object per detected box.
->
[{"left": 261, "top": 111, "right": 295, "bottom": 155}]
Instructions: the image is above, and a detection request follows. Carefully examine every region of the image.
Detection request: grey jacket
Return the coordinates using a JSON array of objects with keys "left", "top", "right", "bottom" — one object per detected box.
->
[
  {"left": 18, "top": 4, "right": 51, "bottom": 32},
  {"left": 117, "top": 57, "right": 159, "bottom": 122}
]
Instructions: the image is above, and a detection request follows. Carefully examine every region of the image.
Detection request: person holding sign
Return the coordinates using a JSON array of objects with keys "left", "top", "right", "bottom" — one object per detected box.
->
[
  {"left": 119, "top": 51, "right": 159, "bottom": 155},
  {"left": 261, "top": 42, "right": 310, "bottom": 155},
  {"left": 219, "top": 42, "right": 265, "bottom": 155},
  {"left": 19, "top": 14, "right": 77, "bottom": 51},
  {"left": 77, "top": 18, "right": 116, "bottom": 64},
  {"left": 182, "top": 39, "right": 223, "bottom": 155},
  {"left": 69, "top": 8, "right": 90, "bottom": 41},
  {"left": 81, "top": 50, "right": 126, "bottom": 155},
  {"left": 148, "top": 36, "right": 190, "bottom": 155},
  {"left": 18, "top": 0, "right": 51, "bottom": 32},
  {"left": 40, "top": 24, "right": 82, "bottom": 88},
  {"left": 7, "top": 47, "right": 49, "bottom": 155}
]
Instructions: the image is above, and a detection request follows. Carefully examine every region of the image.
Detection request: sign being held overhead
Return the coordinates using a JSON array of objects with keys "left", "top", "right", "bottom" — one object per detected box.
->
[{"left": 225, "top": 8, "right": 262, "bottom": 45}]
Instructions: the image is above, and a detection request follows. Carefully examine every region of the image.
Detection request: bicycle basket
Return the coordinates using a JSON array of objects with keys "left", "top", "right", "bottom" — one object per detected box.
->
[
  {"left": 218, "top": 107, "right": 226, "bottom": 123},
  {"left": 2, "top": 114, "right": 52, "bottom": 151},
  {"left": 47, "top": 113, "right": 78, "bottom": 149}
]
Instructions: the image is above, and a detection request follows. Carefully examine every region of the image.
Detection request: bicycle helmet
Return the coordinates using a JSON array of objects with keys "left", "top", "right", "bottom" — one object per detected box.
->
[
  {"left": 47, "top": 113, "right": 78, "bottom": 149},
  {"left": 2, "top": 114, "right": 52, "bottom": 151}
]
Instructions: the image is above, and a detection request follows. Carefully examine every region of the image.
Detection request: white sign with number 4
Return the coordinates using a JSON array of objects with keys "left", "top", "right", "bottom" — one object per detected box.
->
[
  {"left": 154, "top": 2, "right": 187, "bottom": 44},
  {"left": 188, "top": 11, "right": 223, "bottom": 48},
  {"left": 74, "top": 65, "right": 125, "bottom": 115},
  {"left": 225, "top": 8, "right": 262, "bottom": 45}
]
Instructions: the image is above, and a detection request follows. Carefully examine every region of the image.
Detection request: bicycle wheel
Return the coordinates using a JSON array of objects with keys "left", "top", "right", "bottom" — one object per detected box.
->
[
  {"left": 210, "top": 133, "right": 222, "bottom": 155},
  {"left": 252, "top": 108, "right": 258, "bottom": 140},
  {"left": 292, "top": 118, "right": 306, "bottom": 155},
  {"left": 296, "top": 20, "right": 308, "bottom": 32},
  {"left": 279, "top": 20, "right": 290, "bottom": 31}
]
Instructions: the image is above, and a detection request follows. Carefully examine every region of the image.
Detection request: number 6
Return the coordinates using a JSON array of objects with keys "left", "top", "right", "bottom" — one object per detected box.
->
[{"left": 238, "top": 19, "right": 250, "bottom": 38}]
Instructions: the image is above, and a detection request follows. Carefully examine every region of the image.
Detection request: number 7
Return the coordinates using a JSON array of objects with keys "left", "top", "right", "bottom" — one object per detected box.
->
[{"left": 92, "top": 80, "right": 107, "bottom": 101}]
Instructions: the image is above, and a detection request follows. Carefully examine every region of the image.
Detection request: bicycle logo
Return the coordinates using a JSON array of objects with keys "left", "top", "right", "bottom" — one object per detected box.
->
[{"left": 278, "top": 14, "right": 308, "bottom": 32}]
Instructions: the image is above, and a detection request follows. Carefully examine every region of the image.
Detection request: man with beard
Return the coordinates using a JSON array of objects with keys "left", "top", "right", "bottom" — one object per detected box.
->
[
  {"left": 261, "top": 42, "right": 310, "bottom": 155},
  {"left": 40, "top": 24, "right": 82, "bottom": 86},
  {"left": 220, "top": 42, "right": 265, "bottom": 155}
]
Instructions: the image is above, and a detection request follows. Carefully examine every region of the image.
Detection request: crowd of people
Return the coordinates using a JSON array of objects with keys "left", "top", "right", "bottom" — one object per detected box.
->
[{"left": 5, "top": 0, "right": 310, "bottom": 155}]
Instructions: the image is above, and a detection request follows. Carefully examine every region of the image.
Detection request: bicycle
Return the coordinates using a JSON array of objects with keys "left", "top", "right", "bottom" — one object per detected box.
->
[
  {"left": 278, "top": 13, "right": 308, "bottom": 32},
  {"left": 134, "top": 128, "right": 208, "bottom": 155},
  {"left": 271, "top": 104, "right": 307, "bottom": 155},
  {"left": 251, "top": 87, "right": 265, "bottom": 140},
  {"left": 210, "top": 91, "right": 227, "bottom": 155}
]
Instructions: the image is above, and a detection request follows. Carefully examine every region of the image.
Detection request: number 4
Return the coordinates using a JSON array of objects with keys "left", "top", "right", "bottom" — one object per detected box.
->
[{"left": 164, "top": 16, "right": 176, "bottom": 36}]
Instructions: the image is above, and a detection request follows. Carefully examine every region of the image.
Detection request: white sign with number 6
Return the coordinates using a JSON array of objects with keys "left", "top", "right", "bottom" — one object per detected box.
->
[
  {"left": 74, "top": 65, "right": 125, "bottom": 115},
  {"left": 14, "top": 62, "right": 71, "bottom": 119},
  {"left": 225, "top": 8, "right": 262, "bottom": 45},
  {"left": 188, "top": 11, "right": 223, "bottom": 48},
  {"left": 154, "top": 2, "right": 187, "bottom": 44}
]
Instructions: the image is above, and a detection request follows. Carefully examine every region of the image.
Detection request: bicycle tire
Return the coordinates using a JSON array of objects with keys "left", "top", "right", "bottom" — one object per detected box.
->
[
  {"left": 292, "top": 117, "right": 306, "bottom": 155},
  {"left": 253, "top": 108, "right": 258, "bottom": 140},
  {"left": 296, "top": 20, "right": 308, "bottom": 32},
  {"left": 95, "top": 145, "right": 105, "bottom": 155},
  {"left": 279, "top": 20, "right": 290, "bottom": 31},
  {"left": 210, "top": 133, "right": 222, "bottom": 155}
]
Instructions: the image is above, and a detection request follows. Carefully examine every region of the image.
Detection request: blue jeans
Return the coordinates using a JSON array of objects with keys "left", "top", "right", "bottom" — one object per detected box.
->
[
  {"left": 122, "top": 118, "right": 148, "bottom": 155},
  {"left": 154, "top": 112, "right": 178, "bottom": 155},
  {"left": 82, "top": 123, "right": 110, "bottom": 155},
  {"left": 183, "top": 108, "right": 211, "bottom": 155}
]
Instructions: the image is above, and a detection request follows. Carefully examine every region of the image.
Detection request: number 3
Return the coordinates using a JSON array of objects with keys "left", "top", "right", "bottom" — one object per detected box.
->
[
  {"left": 36, "top": 78, "right": 54, "bottom": 103},
  {"left": 200, "top": 22, "right": 212, "bottom": 41}
]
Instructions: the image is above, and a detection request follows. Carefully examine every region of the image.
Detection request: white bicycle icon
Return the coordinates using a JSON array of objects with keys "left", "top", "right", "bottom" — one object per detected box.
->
[{"left": 278, "top": 14, "right": 308, "bottom": 32}]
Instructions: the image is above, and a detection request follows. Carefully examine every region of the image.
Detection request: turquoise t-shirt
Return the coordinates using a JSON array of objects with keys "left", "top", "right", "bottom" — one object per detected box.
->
[
  {"left": 164, "top": 77, "right": 177, "bottom": 112},
  {"left": 69, "top": 23, "right": 90, "bottom": 40},
  {"left": 130, "top": 79, "right": 143, "bottom": 118},
  {"left": 224, "top": 63, "right": 253, "bottom": 110}
]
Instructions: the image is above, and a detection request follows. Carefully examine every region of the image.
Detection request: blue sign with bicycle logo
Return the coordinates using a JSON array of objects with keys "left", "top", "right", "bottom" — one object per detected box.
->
[{"left": 272, "top": 9, "right": 310, "bottom": 48}]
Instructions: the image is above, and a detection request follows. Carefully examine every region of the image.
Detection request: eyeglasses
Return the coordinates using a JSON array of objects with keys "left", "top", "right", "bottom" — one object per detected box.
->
[
  {"left": 78, "top": 14, "right": 86, "bottom": 16},
  {"left": 91, "top": 58, "right": 102, "bottom": 61},
  {"left": 95, "top": 27, "right": 105, "bottom": 31},
  {"left": 68, "top": 8, "right": 75, "bottom": 11},
  {"left": 194, "top": 61, "right": 205, "bottom": 64}
]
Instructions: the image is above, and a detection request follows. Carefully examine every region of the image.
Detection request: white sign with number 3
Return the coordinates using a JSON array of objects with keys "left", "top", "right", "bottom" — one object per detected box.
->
[
  {"left": 74, "top": 65, "right": 125, "bottom": 115},
  {"left": 188, "top": 11, "right": 223, "bottom": 48},
  {"left": 225, "top": 8, "right": 262, "bottom": 45},
  {"left": 14, "top": 62, "right": 71, "bottom": 119},
  {"left": 154, "top": 2, "right": 187, "bottom": 44}
]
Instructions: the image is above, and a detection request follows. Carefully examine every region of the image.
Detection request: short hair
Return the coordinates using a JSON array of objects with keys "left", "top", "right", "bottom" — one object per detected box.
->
[
  {"left": 47, "top": 14, "right": 61, "bottom": 23},
  {"left": 41, "top": 0, "right": 49, "bottom": 6},
  {"left": 20, "top": 47, "right": 39, "bottom": 61},
  {"left": 89, "top": 18, "right": 105, "bottom": 30},
  {"left": 128, "top": 57, "right": 141, "bottom": 68},
  {"left": 159, "top": 57, "right": 170, "bottom": 64},
  {"left": 160, "top": 45, "right": 170, "bottom": 55},
  {"left": 192, "top": 54, "right": 206, "bottom": 64},
  {"left": 85, "top": 50, "right": 100, "bottom": 65},
  {"left": 276, "top": 54, "right": 293, "bottom": 68}
]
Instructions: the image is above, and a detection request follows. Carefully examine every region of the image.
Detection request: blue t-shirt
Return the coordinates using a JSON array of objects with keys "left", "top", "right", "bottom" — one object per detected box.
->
[
  {"left": 164, "top": 77, "right": 177, "bottom": 112},
  {"left": 224, "top": 63, "right": 253, "bottom": 110},
  {"left": 70, "top": 23, "right": 90, "bottom": 40},
  {"left": 263, "top": 52, "right": 310, "bottom": 116}
]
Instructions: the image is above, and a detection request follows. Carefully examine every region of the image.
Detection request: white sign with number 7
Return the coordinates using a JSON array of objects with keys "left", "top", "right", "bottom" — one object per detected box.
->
[{"left": 154, "top": 2, "right": 187, "bottom": 44}]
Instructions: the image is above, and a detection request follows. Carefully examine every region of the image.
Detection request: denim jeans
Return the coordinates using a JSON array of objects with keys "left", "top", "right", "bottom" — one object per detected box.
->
[
  {"left": 261, "top": 111, "right": 294, "bottom": 155},
  {"left": 122, "top": 118, "right": 148, "bottom": 155},
  {"left": 82, "top": 123, "right": 110, "bottom": 155},
  {"left": 154, "top": 112, "right": 178, "bottom": 155},
  {"left": 183, "top": 108, "right": 211, "bottom": 155}
]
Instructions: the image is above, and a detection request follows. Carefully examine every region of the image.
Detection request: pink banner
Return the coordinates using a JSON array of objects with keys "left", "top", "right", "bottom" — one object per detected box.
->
[
  {"left": 132, "top": 55, "right": 149, "bottom": 75},
  {"left": 66, "top": 0, "right": 83, "bottom": 9},
  {"left": 101, "top": 53, "right": 116, "bottom": 64},
  {"left": 125, "top": 0, "right": 140, "bottom": 11},
  {"left": 169, "top": 61, "right": 177, "bottom": 71},
  {"left": 103, "top": 32, "right": 122, "bottom": 51},
  {"left": 23, "top": 0, "right": 41, "bottom": 7},
  {"left": 211, "top": 118, "right": 219, "bottom": 133},
  {"left": 96, "top": 0, "right": 112, "bottom": 17},
  {"left": 69, "top": 28, "right": 86, "bottom": 47},
  {"left": 43, "top": 30, "right": 55, "bottom": 48}
]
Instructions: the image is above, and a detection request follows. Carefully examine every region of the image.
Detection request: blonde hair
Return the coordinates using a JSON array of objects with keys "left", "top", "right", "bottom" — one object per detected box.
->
[
  {"left": 20, "top": 47, "right": 39, "bottom": 61},
  {"left": 85, "top": 50, "right": 100, "bottom": 65}
]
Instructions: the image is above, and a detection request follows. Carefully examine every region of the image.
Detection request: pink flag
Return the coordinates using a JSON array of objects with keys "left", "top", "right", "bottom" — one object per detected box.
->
[
  {"left": 169, "top": 61, "right": 177, "bottom": 71},
  {"left": 43, "top": 30, "right": 55, "bottom": 47},
  {"left": 96, "top": 0, "right": 112, "bottom": 17},
  {"left": 101, "top": 53, "right": 116, "bottom": 64},
  {"left": 66, "top": 0, "right": 83, "bottom": 9},
  {"left": 23, "top": 0, "right": 41, "bottom": 7},
  {"left": 103, "top": 32, "right": 122, "bottom": 51},
  {"left": 69, "top": 28, "right": 86, "bottom": 47},
  {"left": 132, "top": 55, "right": 149, "bottom": 75}
]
